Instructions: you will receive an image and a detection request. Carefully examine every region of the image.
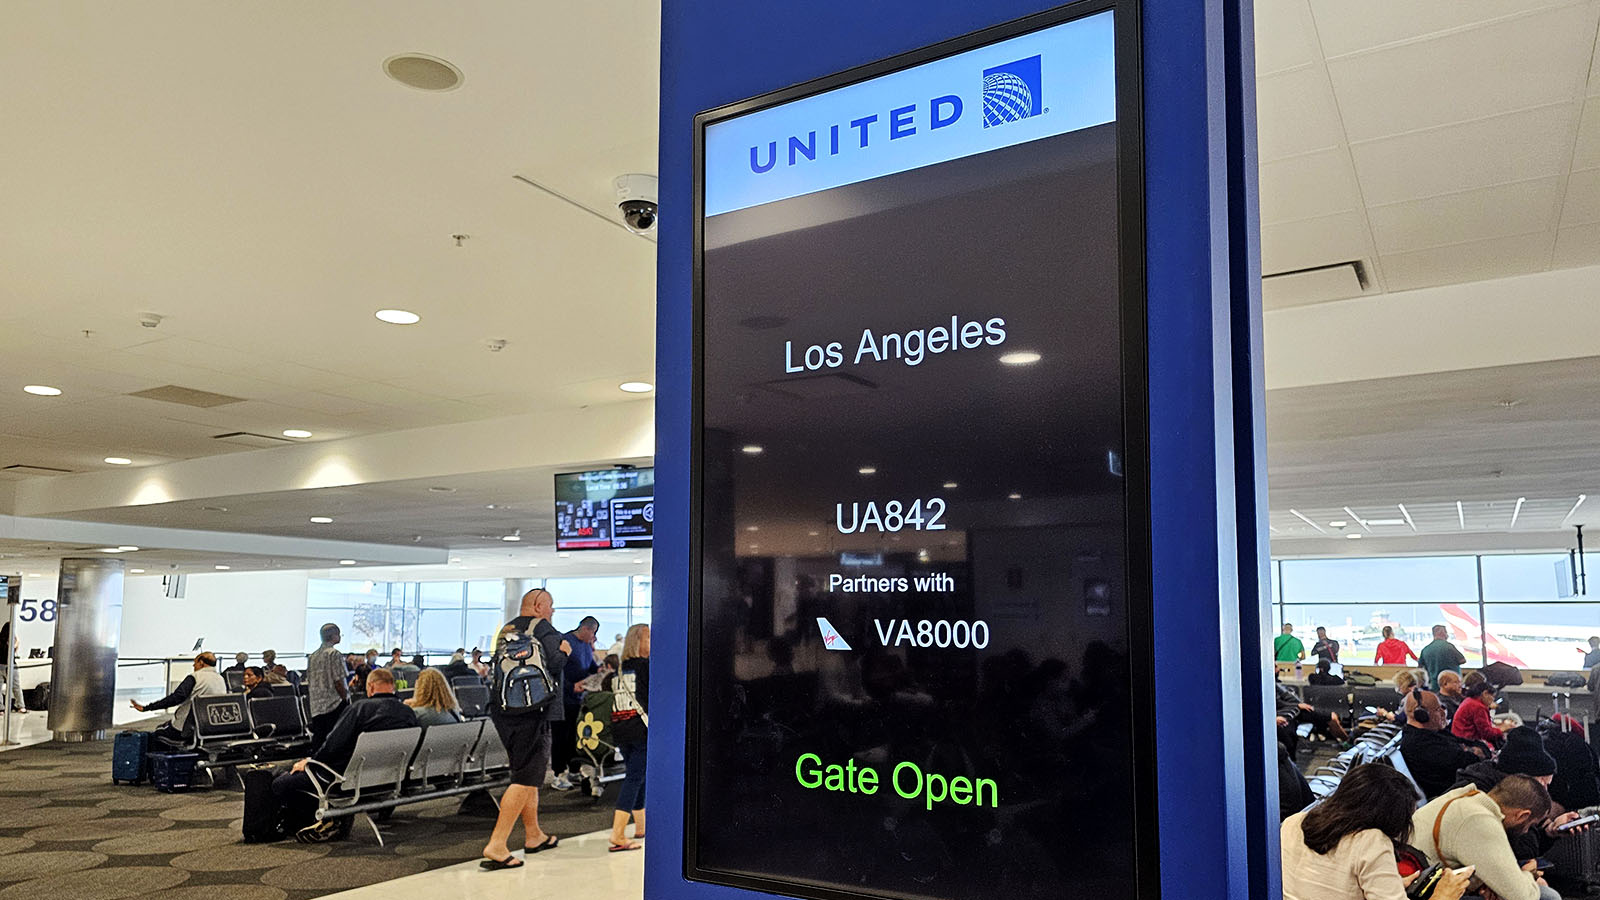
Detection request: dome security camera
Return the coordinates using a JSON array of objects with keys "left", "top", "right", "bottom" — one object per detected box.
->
[{"left": 614, "top": 174, "right": 658, "bottom": 234}]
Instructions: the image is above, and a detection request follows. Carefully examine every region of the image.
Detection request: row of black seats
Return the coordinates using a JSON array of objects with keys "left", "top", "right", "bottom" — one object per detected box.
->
[{"left": 1303, "top": 684, "right": 1405, "bottom": 726}]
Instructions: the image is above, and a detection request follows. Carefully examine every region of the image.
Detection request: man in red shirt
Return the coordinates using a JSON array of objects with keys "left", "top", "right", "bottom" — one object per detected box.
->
[{"left": 1374, "top": 625, "right": 1419, "bottom": 665}]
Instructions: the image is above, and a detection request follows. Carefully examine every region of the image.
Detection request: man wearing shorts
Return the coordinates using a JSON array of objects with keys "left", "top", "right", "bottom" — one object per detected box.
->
[{"left": 480, "top": 587, "right": 570, "bottom": 869}]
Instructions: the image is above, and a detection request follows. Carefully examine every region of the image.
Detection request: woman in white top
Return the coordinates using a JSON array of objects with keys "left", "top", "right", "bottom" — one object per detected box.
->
[{"left": 1281, "top": 764, "right": 1470, "bottom": 900}]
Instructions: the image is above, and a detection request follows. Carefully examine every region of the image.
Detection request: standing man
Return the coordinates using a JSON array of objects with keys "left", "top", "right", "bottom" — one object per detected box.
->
[
  {"left": 480, "top": 588, "right": 570, "bottom": 870},
  {"left": 131, "top": 652, "right": 226, "bottom": 746},
  {"left": 1420, "top": 624, "right": 1467, "bottom": 690},
  {"left": 552, "top": 615, "right": 600, "bottom": 791},
  {"left": 306, "top": 623, "right": 351, "bottom": 751},
  {"left": 1273, "top": 623, "right": 1305, "bottom": 664},
  {"left": 1582, "top": 636, "right": 1600, "bottom": 670},
  {"left": 1310, "top": 626, "right": 1340, "bottom": 666}
]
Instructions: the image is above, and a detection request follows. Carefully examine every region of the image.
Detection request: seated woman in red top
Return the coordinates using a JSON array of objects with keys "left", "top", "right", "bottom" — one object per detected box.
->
[
  {"left": 1372, "top": 625, "right": 1418, "bottom": 665},
  {"left": 1450, "top": 681, "right": 1507, "bottom": 750}
]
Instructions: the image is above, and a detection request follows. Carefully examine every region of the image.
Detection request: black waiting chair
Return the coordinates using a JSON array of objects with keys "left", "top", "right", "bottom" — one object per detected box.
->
[
  {"left": 455, "top": 684, "right": 490, "bottom": 719},
  {"left": 224, "top": 670, "right": 246, "bottom": 692}
]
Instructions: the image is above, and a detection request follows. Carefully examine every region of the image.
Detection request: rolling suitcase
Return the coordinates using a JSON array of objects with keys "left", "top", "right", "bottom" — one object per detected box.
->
[
  {"left": 111, "top": 730, "right": 149, "bottom": 784},
  {"left": 240, "top": 764, "right": 286, "bottom": 842},
  {"left": 148, "top": 752, "right": 200, "bottom": 793}
]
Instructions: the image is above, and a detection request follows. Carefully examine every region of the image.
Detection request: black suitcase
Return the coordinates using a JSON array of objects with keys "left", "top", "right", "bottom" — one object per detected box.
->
[
  {"left": 24, "top": 683, "right": 49, "bottom": 710},
  {"left": 111, "top": 730, "right": 149, "bottom": 784},
  {"left": 240, "top": 765, "right": 286, "bottom": 842},
  {"left": 148, "top": 752, "right": 200, "bottom": 793}
]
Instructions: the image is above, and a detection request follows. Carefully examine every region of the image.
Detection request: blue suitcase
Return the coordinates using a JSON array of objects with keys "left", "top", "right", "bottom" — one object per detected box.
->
[
  {"left": 111, "top": 730, "right": 149, "bottom": 785},
  {"left": 148, "top": 752, "right": 200, "bottom": 793}
]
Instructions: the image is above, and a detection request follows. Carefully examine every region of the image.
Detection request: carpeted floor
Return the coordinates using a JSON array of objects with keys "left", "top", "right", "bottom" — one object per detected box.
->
[{"left": 0, "top": 734, "right": 615, "bottom": 900}]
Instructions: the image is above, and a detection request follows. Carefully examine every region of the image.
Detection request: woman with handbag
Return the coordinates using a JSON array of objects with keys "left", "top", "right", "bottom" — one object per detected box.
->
[
  {"left": 1281, "top": 764, "right": 1470, "bottom": 900},
  {"left": 605, "top": 623, "right": 650, "bottom": 852}
]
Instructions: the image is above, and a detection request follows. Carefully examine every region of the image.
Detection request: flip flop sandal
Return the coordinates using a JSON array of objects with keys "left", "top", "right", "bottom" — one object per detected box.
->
[
  {"left": 609, "top": 842, "right": 642, "bottom": 852},
  {"left": 525, "top": 835, "right": 560, "bottom": 854},
  {"left": 479, "top": 856, "right": 524, "bottom": 871}
]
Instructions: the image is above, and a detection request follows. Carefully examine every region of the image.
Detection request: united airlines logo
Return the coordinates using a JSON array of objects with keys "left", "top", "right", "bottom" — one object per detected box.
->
[
  {"left": 816, "top": 617, "right": 852, "bottom": 651},
  {"left": 981, "top": 55, "right": 1043, "bottom": 128}
]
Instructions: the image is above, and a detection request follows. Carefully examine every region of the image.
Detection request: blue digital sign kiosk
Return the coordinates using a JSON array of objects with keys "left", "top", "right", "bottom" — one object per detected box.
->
[{"left": 654, "top": 1, "right": 1269, "bottom": 898}]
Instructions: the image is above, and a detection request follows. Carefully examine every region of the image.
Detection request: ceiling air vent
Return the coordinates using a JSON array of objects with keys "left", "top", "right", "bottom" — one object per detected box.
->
[
  {"left": 1262, "top": 260, "right": 1367, "bottom": 311},
  {"left": 128, "top": 385, "right": 246, "bottom": 408},
  {"left": 212, "top": 431, "right": 294, "bottom": 449},
  {"left": 2, "top": 464, "right": 73, "bottom": 475}
]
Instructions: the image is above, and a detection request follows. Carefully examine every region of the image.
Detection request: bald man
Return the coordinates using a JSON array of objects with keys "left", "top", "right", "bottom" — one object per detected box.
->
[{"left": 480, "top": 588, "right": 571, "bottom": 869}]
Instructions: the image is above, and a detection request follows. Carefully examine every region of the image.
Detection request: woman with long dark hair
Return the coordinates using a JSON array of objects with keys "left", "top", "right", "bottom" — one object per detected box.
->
[{"left": 1281, "top": 764, "right": 1469, "bottom": 900}]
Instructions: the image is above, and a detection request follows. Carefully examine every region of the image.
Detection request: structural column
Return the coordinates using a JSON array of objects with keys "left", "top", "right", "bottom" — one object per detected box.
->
[
  {"left": 502, "top": 578, "right": 536, "bottom": 624},
  {"left": 48, "top": 558, "right": 125, "bottom": 742}
]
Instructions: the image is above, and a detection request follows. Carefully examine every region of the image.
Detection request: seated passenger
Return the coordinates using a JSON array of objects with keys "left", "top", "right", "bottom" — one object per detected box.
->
[
  {"left": 1413, "top": 775, "right": 1556, "bottom": 900},
  {"left": 1399, "top": 688, "right": 1484, "bottom": 800},
  {"left": 404, "top": 667, "right": 464, "bottom": 726},
  {"left": 1308, "top": 659, "right": 1344, "bottom": 686},
  {"left": 131, "top": 652, "right": 226, "bottom": 746},
  {"left": 1436, "top": 670, "right": 1465, "bottom": 719},
  {"left": 1451, "top": 681, "right": 1507, "bottom": 750},
  {"left": 387, "top": 647, "right": 404, "bottom": 670},
  {"left": 242, "top": 666, "right": 273, "bottom": 699},
  {"left": 272, "top": 667, "right": 417, "bottom": 842},
  {"left": 264, "top": 664, "right": 289, "bottom": 685},
  {"left": 1451, "top": 726, "right": 1584, "bottom": 863},
  {"left": 1281, "top": 763, "right": 1467, "bottom": 900},
  {"left": 438, "top": 648, "right": 477, "bottom": 683},
  {"left": 1394, "top": 669, "right": 1419, "bottom": 693}
]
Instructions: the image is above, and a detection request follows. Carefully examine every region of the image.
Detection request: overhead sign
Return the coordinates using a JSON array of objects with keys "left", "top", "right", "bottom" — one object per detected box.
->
[{"left": 691, "top": 4, "right": 1152, "bottom": 900}]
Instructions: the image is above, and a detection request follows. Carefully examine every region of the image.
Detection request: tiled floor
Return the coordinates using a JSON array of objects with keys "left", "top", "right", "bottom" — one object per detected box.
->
[{"left": 318, "top": 828, "right": 645, "bottom": 899}]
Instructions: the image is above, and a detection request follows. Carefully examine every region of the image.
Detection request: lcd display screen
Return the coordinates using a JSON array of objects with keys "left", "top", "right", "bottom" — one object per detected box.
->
[
  {"left": 690, "top": 4, "right": 1150, "bottom": 900},
  {"left": 554, "top": 468, "right": 655, "bottom": 551}
]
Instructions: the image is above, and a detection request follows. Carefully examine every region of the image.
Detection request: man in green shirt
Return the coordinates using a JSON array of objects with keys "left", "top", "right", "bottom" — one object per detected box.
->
[
  {"left": 1273, "top": 623, "right": 1305, "bottom": 663},
  {"left": 1419, "top": 624, "right": 1466, "bottom": 690}
]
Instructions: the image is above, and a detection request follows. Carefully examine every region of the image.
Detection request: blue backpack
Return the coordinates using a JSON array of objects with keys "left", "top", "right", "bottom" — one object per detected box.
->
[{"left": 491, "top": 625, "right": 557, "bottom": 715}]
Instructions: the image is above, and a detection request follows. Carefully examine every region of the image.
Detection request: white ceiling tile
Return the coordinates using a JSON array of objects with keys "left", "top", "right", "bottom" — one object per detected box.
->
[
  {"left": 1367, "top": 176, "right": 1564, "bottom": 253},
  {"left": 1256, "top": 67, "right": 1346, "bottom": 161},
  {"left": 1259, "top": 149, "right": 1363, "bottom": 223},
  {"left": 1378, "top": 230, "right": 1554, "bottom": 291},
  {"left": 1553, "top": 222, "right": 1600, "bottom": 266},
  {"left": 1309, "top": 0, "right": 1587, "bottom": 58},
  {"left": 1260, "top": 210, "right": 1373, "bottom": 274},
  {"left": 1560, "top": 168, "right": 1600, "bottom": 226},
  {"left": 1324, "top": 3, "right": 1598, "bottom": 142},
  {"left": 1254, "top": 0, "right": 1321, "bottom": 76},
  {"left": 1573, "top": 98, "right": 1600, "bottom": 169},
  {"left": 1350, "top": 103, "right": 1581, "bottom": 205}
]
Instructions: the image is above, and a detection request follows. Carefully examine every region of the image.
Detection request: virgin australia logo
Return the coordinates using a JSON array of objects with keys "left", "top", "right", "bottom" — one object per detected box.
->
[{"left": 982, "top": 55, "right": 1043, "bottom": 127}]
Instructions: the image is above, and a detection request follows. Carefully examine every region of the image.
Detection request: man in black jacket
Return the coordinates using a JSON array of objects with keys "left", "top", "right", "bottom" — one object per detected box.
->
[
  {"left": 1399, "top": 687, "right": 1482, "bottom": 800},
  {"left": 272, "top": 666, "right": 417, "bottom": 842}
]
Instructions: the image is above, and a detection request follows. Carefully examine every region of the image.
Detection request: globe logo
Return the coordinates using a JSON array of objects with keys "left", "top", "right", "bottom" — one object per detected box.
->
[
  {"left": 983, "top": 72, "right": 1034, "bottom": 127},
  {"left": 981, "top": 55, "right": 1043, "bottom": 129}
]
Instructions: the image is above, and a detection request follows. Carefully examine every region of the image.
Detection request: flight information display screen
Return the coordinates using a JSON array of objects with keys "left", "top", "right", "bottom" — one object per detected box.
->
[
  {"left": 690, "top": 4, "right": 1152, "bottom": 900},
  {"left": 554, "top": 468, "right": 655, "bottom": 550}
]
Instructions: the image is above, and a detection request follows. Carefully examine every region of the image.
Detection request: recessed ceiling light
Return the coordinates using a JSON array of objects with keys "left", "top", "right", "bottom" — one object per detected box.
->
[
  {"left": 449, "top": 557, "right": 462, "bottom": 563},
  {"left": 309, "top": 516, "right": 333, "bottom": 524},
  {"left": 338, "top": 559, "right": 357, "bottom": 566},
  {"left": 99, "top": 547, "right": 124, "bottom": 553},
  {"left": 1565, "top": 494, "right": 1588, "bottom": 524},
  {"left": 858, "top": 466, "right": 877, "bottom": 475},
  {"left": 632, "top": 558, "right": 642, "bottom": 564},
  {"left": 1366, "top": 518, "right": 1406, "bottom": 526},
  {"left": 427, "top": 486, "right": 455, "bottom": 493},
  {"left": 943, "top": 481, "right": 958, "bottom": 489},
  {"left": 117, "top": 546, "right": 139, "bottom": 552},
  {"left": 619, "top": 382, "right": 654, "bottom": 393},
  {"left": 999, "top": 351, "right": 1041, "bottom": 366},
  {"left": 382, "top": 53, "right": 464, "bottom": 92},
  {"left": 558, "top": 552, "right": 570, "bottom": 559},
  {"left": 1329, "top": 520, "right": 1348, "bottom": 528},
  {"left": 1345, "top": 534, "right": 1362, "bottom": 540},
  {"left": 203, "top": 506, "right": 228, "bottom": 512},
  {"left": 215, "top": 565, "right": 231, "bottom": 570},
  {"left": 283, "top": 429, "right": 313, "bottom": 439},
  {"left": 741, "top": 445, "right": 764, "bottom": 455},
  {"left": 130, "top": 568, "right": 145, "bottom": 574},
  {"left": 501, "top": 534, "right": 521, "bottom": 542},
  {"left": 375, "top": 309, "right": 421, "bottom": 325},
  {"left": 1008, "top": 492, "right": 1022, "bottom": 500},
  {"left": 808, "top": 530, "right": 819, "bottom": 536},
  {"left": 26, "top": 573, "right": 40, "bottom": 578},
  {"left": 104, "top": 457, "right": 132, "bottom": 466},
  {"left": 23, "top": 385, "right": 61, "bottom": 396},
  {"left": 745, "top": 525, "right": 759, "bottom": 532},
  {"left": 1510, "top": 496, "right": 1526, "bottom": 528}
]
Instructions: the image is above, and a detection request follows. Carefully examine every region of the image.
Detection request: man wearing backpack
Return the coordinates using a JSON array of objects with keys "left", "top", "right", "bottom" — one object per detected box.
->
[{"left": 480, "top": 587, "right": 570, "bottom": 871}]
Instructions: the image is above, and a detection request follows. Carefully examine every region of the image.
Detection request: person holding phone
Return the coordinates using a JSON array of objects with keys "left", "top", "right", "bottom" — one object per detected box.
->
[{"left": 1281, "top": 764, "right": 1470, "bottom": 900}]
